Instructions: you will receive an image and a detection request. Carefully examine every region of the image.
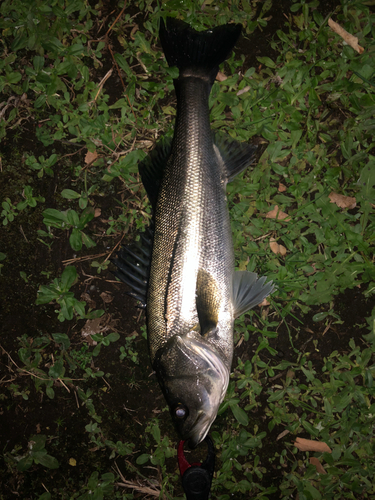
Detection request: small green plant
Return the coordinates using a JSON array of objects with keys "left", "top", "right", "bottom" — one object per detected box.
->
[
  {"left": 119, "top": 334, "right": 139, "bottom": 364},
  {"left": 16, "top": 435, "right": 59, "bottom": 471},
  {"left": 70, "top": 345, "right": 92, "bottom": 369},
  {"left": 1, "top": 198, "right": 18, "bottom": 225},
  {"left": 61, "top": 185, "right": 96, "bottom": 210},
  {"left": 91, "top": 259, "right": 110, "bottom": 274},
  {"left": 8, "top": 383, "right": 30, "bottom": 400},
  {"left": 24, "top": 153, "right": 58, "bottom": 177},
  {"left": 42, "top": 207, "right": 96, "bottom": 251},
  {"left": 91, "top": 331, "right": 120, "bottom": 357},
  {"left": 75, "top": 471, "right": 116, "bottom": 500},
  {"left": 36, "top": 265, "right": 104, "bottom": 321},
  {"left": 17, "top": 185, "right": 45, "bottom": 209},
  {"left": 136, "top": 419, "right": 176, "bottom": 467}
]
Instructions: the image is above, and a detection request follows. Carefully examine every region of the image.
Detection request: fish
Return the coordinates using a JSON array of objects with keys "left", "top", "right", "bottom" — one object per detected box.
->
[{"left": 113, "top": 17, "right": 274, "bottom": 448}]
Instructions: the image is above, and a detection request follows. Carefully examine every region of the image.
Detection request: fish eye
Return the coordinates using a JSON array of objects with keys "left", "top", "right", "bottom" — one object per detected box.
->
[{"left": 174, "top": 404, "right": 188, "bottom": 420}]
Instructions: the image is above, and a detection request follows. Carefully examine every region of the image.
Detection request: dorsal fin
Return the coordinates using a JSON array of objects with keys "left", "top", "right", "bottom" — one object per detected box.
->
[
  {"left": 138, "top": 137, "right": 173, "bottom": 212},
  {"left": 213, "top": 132, "right": 257, "bottom": 182},
  {"left": 232, "top": 271, "right": 274, "bottom": 318}
]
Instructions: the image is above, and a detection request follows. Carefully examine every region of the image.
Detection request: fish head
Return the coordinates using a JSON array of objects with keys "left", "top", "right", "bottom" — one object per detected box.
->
[{"left": 154, "top": 330, "right": 229, "bottom": 448}]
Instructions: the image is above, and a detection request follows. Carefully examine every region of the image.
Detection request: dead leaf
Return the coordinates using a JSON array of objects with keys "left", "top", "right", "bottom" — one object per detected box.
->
[
  {"left": 286, "top": 370, "right": 295, "bottom": 380},
  {"left": 276, "top": 429, "right": 290, "bottom": 441},
  {"left": 329, "top": 191, "right": 356, "bottom": 209},
  {"left": 266, "top": 205, "right": 290, "bottom": 221},
  {"left": 328, "top": 19, "right": 364, "bottom": 54},
  {"left": 278, "top": 183, "right": 287, "bottom": 192},
  {"left": 85, "top": 150, "right": 98, "bottom": 165},
  {"left": 100, "top": 291, "right": 113, "bottom": 303},
  {"left": 269, "top": 237, "right": 287, "bottom": 256},
  {"left": 36, "top": 423, "right": 41, "bottom": 434},
  {"left": 237, "top": 85, "right": 250, "bottom": 96},
  {"left": 80, "top": 292, "right": 96, "bottom": 310},
  {"left": 130, "top": 24, "right": 139, "bottom": 40},
  {"left": 309, "top": 457, "right": 327, "bottom": 474},
  {"left": 216, "top": 71, "right": 227, "bottom": 82},
  {"left": 294, "top": 437, "right": 332, "bottom": 453},
  {"left": 69, "top": 458, "right": 77, "bottom": 467},
  {"left": 94, "top": 208, "right": 101, "bottom": 217},
  {"left": 258, "top": 298, "right": 270, "bottom": 307}
]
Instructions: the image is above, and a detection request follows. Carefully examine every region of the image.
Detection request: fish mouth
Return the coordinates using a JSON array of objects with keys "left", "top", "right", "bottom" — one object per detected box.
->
[{"left": 185, "top": 411, "right": 213, "bottom": 449}]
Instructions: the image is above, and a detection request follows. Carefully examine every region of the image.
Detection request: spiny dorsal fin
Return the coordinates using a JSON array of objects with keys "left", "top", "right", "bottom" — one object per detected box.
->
[
  {"left": 196, "top": 269, "right": 220, "bottom": 335},
  {"left": 232, "top": 271, "right": 274, "bottom": 318},
  {"left": 213, "top": 132, "right": 257, "bottom": 182},
  {"left": 138, "top": 137, "right": 173, "bottom": 212}
]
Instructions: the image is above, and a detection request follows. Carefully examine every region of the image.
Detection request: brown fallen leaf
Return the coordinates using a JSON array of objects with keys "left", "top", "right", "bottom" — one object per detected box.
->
[
  {"left": 258, "top": 298, "right": 270, "bottom": 307},
  {"left": 237, "top": 85, "right": 250, "bottom": 96},
  {"left": 266, "top": 205, "right": 291, "bottom": 221},
  {"left": 286, "top": 370, "right": 295, "bottom": 380},
  {"left": 329, "top": 191, "right": 356, "bottom": 209},
  {"left": 276, "top": 429, "right": 290, "bottom": 441},
  {"left": 130, "top": 24, "right": 139, "bottom": 40},
  {"left": 100, "top": 291, "right": 113, "bottom": 303},
  {"left": 269, "top": 237, "right": 287, "bottom": 256},
  {"left": 85, "top": 150, "right": 98, "bottom": 165},
  {"left": 328, "top": 19, "right": 364, "bottom": 54},
  {"left": 294, "top": 437, "right": 332, "bottom": 453},
  {"left": 216, "top": 71, "right": 227, "bottom": 82},
  {"left": 309, "top": 457, "right": 327, "bottom": 474},
  {"left": 278, "top": 183, "right": 287, "bottom": 192}
]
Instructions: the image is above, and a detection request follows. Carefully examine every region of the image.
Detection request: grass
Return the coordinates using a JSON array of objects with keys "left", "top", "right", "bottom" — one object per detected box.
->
[{"left": 0, "top": 0, "right": 374, "bottom": 499}]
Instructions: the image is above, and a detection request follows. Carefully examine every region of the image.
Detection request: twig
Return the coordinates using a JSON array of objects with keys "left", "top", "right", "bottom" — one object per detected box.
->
[
  {"left": 114, "top": 462, "right": 160, "bottom": 497},
  {"left": 105, "top": 1, "right": 127, "bottom": 37},
  {"left": 19, "top": 225, "right": 29, "bottom": 243}
]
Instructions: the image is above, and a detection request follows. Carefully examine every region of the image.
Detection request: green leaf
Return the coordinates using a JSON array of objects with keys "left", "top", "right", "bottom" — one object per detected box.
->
[
  {"left": 257, "top": 56, "right": 276, "bottom": 68},
  {"left": 105, "top": 332, "right": 120, "bottom": 343},
  {"left": 230, "top": 403, "right": 249, "bottom": 426},
  {"left": 49, "top": 358, "right": 65, "bottom": 379},
  {"left": 60, "top": 266, "right": 77, "bottom": 291},
  {"left": 17, "top": 455, "right": 34, "bottom": 471},
  {"left": 136, "top": 453, "right": 150, "bottom": 465},
  {"left": 69, "top": 228, "right": 82, "bottom": 251},
  {"left": 36, "top": 453, "right": 59, "bottom": 469},
  {"left": 52, "top": 333, "right": 70, "bottom": 350},
  {"left": 30, "top": 435, "right": 47, "bottom": 452},
  {"left": 61, "top": 189, "right": 81, "bottom": 199},
  {"left": 46, "top": 386, "right": 55, "bottom": 399}
]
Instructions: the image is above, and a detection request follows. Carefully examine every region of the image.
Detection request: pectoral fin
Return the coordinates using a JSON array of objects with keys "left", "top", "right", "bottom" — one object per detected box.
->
[
  {"left": 232, "top": 271, "right": 274, "bottom": 318},
  {"left": 196, "top": 269, "right": 220, "bottom": 335}
]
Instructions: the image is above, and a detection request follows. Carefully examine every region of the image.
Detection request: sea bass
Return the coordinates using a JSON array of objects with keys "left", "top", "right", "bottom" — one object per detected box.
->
[{"left": 113, "top": 17, "right": 274, "bottom": 448}]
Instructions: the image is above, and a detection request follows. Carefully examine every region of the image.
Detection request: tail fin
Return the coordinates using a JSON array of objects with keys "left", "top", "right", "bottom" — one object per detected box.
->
[{"left": 159, "top": 17, "right": 241, "bottom": 83}]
